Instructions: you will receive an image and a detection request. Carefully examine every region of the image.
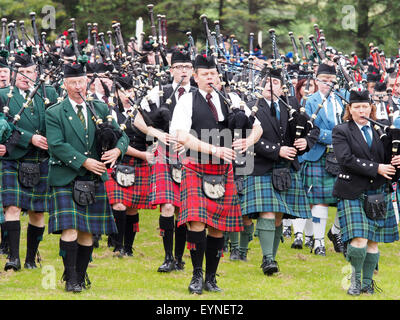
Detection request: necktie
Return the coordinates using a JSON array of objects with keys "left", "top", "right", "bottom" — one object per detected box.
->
[
  {"left": 273, "top": 101, "right": 280, "bottom": 121},
  {"left": 25, "top": 90, "right": 34, "bottom": 114},
  {"left": 361, "top": 125, "right": 372, "bottom": 148},
  {"left": 326, "top": 95, "right": 335, "bottom": 128},
  {"left": 178, "top": 87, "right": 185, "bottom": 99},
  {"left": 24, "top": 90, "right": 31, "bottom": 100},
  {"left": 102, "top": 95, "right": 109, "bottom": 104},
  {"left": 206, "top": 93, "right": 219, "bottom": 122},
  {"left": 76, "top": 104, "right": 86, "bottom": 130}
]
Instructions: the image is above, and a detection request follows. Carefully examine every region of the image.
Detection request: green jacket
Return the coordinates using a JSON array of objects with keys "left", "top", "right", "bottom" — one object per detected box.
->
[
  {"left": 45, "top": 98, "right": 129, "bottom": 186},
  {"left": 0, "top": 85, "right": 59, "bottom": 160}
]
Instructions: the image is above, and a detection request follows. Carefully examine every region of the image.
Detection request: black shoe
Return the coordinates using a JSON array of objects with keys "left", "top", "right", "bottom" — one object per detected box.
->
[
  {"left": 314, "top": 246, "right": 326, "bottom": 256},
  {"left": 123, "top": 247, "right": 133, "bottom": 257},
  {"left": 174, "top": 258, "right": 185, "bottom": 271},
  {"left": 230, "top": 248, "right": 240, "bottom": 261},
  {"left": 361, "top": 280, "right": 382, "bottom": 295},
  {"left": 204, "top": 273, "right": 222, "bottom": 292},
  {"left": 107, "top": 236, "right": 114, "bottom": 248},
  {"left": 113, "top": 247, "right": 124, "bottom": 258},
  {"left": 79, "top": 273, "right": 92, "bottom": 290},
  {"left": 24, "top": 261, "right": 37, "bottom": 269},
  {"left": 239, "top": 251, "right": 248, "bottom": 261},
  {"left": 283, "top": 226, "right": 292, "bottom": 238},
  {"left": 157, "top": 254, "right": 175, "bottom": 273},
  {"left": 65, "top": 281, "right": 82, "bottom": 293},
  {"left": 291, "top": 234, "right": 303, "bottom": 249},
  {"left": 327, "top": 229, "right": 344, "bottom": 253},
  {"left": 304, "top": 236, "right": 314, "bottom": 249},
  {"left": 4, "top": 258, "right": 21, "bottom": 271},
  {"left": 261, "top": 256, "right": 278, "bottom": 276},
  {"left": 188, "top": 268, "right": 203, "bottom": 294},
  {"left": 347, "top": 273, "right": 361, "bottom": 296}
]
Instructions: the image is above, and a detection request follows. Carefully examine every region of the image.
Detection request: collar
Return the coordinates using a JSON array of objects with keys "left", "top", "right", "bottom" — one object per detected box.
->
[
  {"left": 355, "top": 121, "right": 371, "bottom": 131},
  {"left": 172, "top": 81, "right": 191, "bottom": 93},
  {"left": 68, "top": 97, "right": 86, "bottom": 110},
  {"left": 199, "top": 89, "right": 218, "bottom": 100}
]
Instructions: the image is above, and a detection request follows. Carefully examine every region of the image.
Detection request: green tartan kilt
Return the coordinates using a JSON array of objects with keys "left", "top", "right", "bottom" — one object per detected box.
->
[
  {"left": 1, "top": 150, "right": 49, "bottom": 212},
  {"left": 337, "top": 186, "right": 399, "bottom": 243},
  {"left": 47, "top": 181, "right": 117, "bottom": 235},
  {"left": 240, "top": 168, "right": 312, "bottom": 220},
  {"left": 300, "top": 154, "right": 338, "bottom": 205}
]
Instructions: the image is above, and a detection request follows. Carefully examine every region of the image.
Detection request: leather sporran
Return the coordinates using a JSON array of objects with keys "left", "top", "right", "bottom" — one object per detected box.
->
[
  {"left": 73, "top": 180, "right": 96, "bottom": 206},
  {"left": 202, "top": 174, "right": 226, "bottom": 200},
  {"left": 235, "top": 176, "right": 245, "bottom": 196},
  {"left": 170, "top": 163, "right": 182, "bottom": 184},
  {"left": 363, "top": 194, "right": 386, "bottom": 220},
  {"left": 18, "top": 162, "right": 40, "bottom": 188},
  {"left": 272, "top": 167, "right": 292, "bottom": 192},
  {"left": 111, "top": 164, "right": 135, "bottom": 187},
  {"left": 325, "top": 152, "right": 340, "bottom": 176}
]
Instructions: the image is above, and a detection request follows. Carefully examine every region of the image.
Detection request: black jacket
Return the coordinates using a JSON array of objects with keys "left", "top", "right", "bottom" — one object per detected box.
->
[
  {"left": 250, "top": 96, "right": 320, "bottom": 176},
  {"left": 332, "top": 120, "right": 392, "bottom": 200}
]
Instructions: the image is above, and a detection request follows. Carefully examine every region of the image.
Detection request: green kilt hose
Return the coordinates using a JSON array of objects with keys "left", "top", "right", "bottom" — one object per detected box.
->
[
  {"left": 149, "top": 143, "right": 181, "bottom": 208},
  {"left": 177, "top": 162, "right": 243, "bottom": 232},
  {"left": 1, "top": 149, "right": 49, "bottom": 212},
  {"left": 47, "top": 180, "right": 117, "bottom": 235},
  {"left": 105, "top": 156, "right": 155, "bottom": 209},
  {"left": 300, "top": 153, "right": 338, "bottom": 205},
  {"left": 240, "top": 167, "right": 312, "bottom": 220},
  {"left": 337, "top": 186, "right": 399, "bottom": 244}
]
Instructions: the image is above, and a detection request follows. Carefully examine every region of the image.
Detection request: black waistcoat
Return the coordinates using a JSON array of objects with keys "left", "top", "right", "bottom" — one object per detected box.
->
[{"left": 189, "top": 90, "right": 231, "bottom": 163}]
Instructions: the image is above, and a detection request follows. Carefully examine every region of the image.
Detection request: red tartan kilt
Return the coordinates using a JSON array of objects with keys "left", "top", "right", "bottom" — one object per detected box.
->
[
  {"left": 149, "top": 162, "right": 181, "bottom": 207},
  {"left": 178, "top": 163, "right": 243, "bottom": 232},
  {"left": 105, "top": 157, "right": 156, "bottom": 209}
]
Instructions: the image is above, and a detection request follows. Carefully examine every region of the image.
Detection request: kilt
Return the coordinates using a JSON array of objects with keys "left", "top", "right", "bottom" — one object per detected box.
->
[
  {"left": 240, "top": 167, "right": 312, "bottom": 220},
  {"left": 105, "top": 157, "right": 155, "bottom": 209},
  {"left": 47, "top": 181, "right": 117, "bottom": 235},
  {"left": 1, "top": 150, "right": 49, "bottom": 212},
  {"left": 300, "top": 154, "right": 338, "bottom": 205},
  {"left": 177, "top": 162, "right": 243, "bottom": 232},
  {"left": 149, "top": 143, "right": 181, "bottom": 207},
  {"left": 0, "top": 162, "right": 4, "bottom": 224},
  {"left": 337, "top": 187, "right": 399, "bottom": 244}
]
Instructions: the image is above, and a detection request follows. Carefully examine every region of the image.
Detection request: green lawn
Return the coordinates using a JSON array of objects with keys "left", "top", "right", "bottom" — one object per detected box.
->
[{"left": 0, "top": 207, "right": 399, "bottom": 300}]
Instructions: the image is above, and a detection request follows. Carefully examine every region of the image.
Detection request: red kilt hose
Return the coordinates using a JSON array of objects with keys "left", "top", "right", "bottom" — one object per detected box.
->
[
  {"left": 177, "top": 162, "right": 243, "bottom": 232},
  {"left": 149, "top": 143, "right": 181, "bottom": 208},
  {"left": 105, "top": 156, "right": 156, "bottom": 210}
]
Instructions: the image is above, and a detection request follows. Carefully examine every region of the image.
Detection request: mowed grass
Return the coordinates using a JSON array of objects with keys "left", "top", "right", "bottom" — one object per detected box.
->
[{"left": 0, "top": 207, "right": 399, "bottom": 300}]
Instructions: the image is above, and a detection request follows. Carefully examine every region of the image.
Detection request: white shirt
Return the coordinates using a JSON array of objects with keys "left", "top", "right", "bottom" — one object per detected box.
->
[
  {"left": 355, "top": 122, "right": 372, "bottom": 144},
  {"left": 140, "top": 81, "right": 192, "bottom": 111},
  {"left": 319, "top": 91, "right": 343, "bottom": 126},
  {"left": 69, "top": 97, "right": 88, "bottom": 128},
  {"left": 170, "top": 90, "right": 260, "bottom": 135},
  {"left": 19, "top": 87, "right": 34, "bottom": 100}
]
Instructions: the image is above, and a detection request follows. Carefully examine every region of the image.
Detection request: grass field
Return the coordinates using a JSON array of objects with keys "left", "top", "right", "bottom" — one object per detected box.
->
[{"left": 0, "top": 207, "right": 399, "bottom": 300}]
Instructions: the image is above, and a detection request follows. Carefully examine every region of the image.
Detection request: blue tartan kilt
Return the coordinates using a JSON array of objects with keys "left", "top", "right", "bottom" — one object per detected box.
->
[
  {"left": 47, "top": 181, "right": 117, "bottom": 235},
  {"left": 337, "top": 186, "right": 399, "bottom": 244},
  {"left": 1, "top": 151, "right": 49, "bottom": 212},
  {"left": 300, "top": 154, "right": 338, "bottom": 205},
  {"left": 240, "top": 167, "right": 312, "bottom": 220}
]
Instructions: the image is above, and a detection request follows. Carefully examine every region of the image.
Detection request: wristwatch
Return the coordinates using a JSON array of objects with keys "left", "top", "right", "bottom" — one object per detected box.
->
[{"left": 211, "top": 146, "right": 217, "bottom": 155}]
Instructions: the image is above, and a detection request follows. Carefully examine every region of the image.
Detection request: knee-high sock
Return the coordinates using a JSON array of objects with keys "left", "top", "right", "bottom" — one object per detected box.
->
[
  {"left": 112, "top": 209, "right": 126, "bottom": 250},
  {"left": 159, "top": 215, "right": 174, "bottom": 256},
  {"left": 304, "top": 218, "right": 314, "bottom": 237},
  {"left": 124, "top": 214, "right": 139, "bottom": 250},
  {"left": 174, "top": 221, "right": 187, "bottom": 260},
  {"left": 205, "top": 235, "right": 224, "bottom": 276},
  {"left": 59, "top": 239, "right": 78, "bottom": 283},
  {"left": 311, "top": 205, "right": 328, "bottom": 247},
  {"left": 273, "top": 224, "right": 283, "bottom": 260},
  {"left": 76, "top": 243, "right": 93, "bottom": 283},
  {"left": 256, "top": 218, "right": 275, "bottom": 259},
  {"left": 239, "top": 223, "right": 254, "bottom": 255},
  {"left": 186, "top": 230, "right": 206, "bottom": 271},
  {"left": 347, "top": 244, "right": 367, "bottom": 283},
  {"left": 25, "top": 224, "right": 45, "bottom": 263},
  {"left": 292, "top": 219, "right": 306, "bottom": 236},
  {"left": 330, "top": 214, "right": 341, "bottom": 235},
  {"left": 6, "top": 221, "right": 20, "bottom": 260},
  {"left": 362, "top": 252, "right": 380, "bottom": 287},
  {"left": 282, "top": 219, "right": 292, "bottom": 228},
  {"left": 228, "top": 232, "right": 239, "bottom": 250},
  {"left": 0, "top": 223, "right": 7, "bottom": 247}
]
